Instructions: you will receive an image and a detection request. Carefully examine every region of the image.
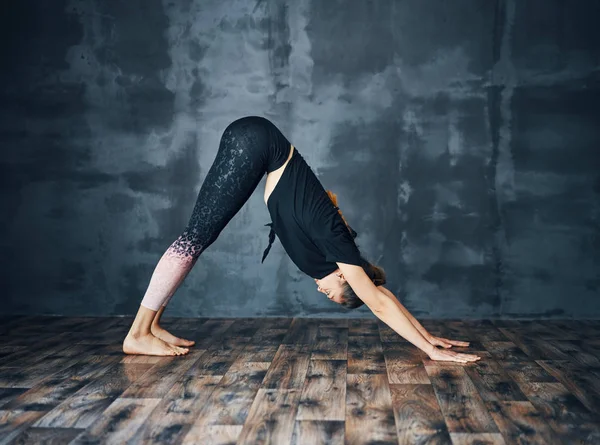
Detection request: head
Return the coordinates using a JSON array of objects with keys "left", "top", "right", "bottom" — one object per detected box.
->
[
  {"left": 315, "top": 259, "right": 386, "bottom": 309},
  {"left": 317, "top": 190, "right": 386, "bottom": 308}
]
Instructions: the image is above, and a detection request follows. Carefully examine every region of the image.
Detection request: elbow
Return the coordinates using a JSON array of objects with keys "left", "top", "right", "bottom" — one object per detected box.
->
[{"left": 366, "top": 290, "right": 390, "bottom": 314}]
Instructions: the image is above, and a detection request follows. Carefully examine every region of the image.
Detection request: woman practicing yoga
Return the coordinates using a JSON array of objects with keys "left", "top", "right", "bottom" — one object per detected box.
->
[{"left": 123, "top": 116, "right": 481, "bottom": 364}]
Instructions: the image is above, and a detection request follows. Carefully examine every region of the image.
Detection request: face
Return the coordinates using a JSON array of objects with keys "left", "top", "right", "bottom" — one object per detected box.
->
[{"left": 314, "top": 269, "right": 346, "bottom": 304}]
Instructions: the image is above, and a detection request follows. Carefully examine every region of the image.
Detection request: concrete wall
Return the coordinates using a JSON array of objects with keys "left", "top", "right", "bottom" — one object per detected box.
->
[{"left": 1, "top": 0, "right": 598, "bottom": 318}]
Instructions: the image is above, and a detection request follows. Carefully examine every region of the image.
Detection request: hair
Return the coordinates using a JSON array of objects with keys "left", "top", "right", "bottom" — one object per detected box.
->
[{"left": 325, "top": 190, "right": 387, "bottom": 309}]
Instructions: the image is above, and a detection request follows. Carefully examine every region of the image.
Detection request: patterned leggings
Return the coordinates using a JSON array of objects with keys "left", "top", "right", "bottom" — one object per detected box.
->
[{"left": 140, "top": 116, "right": 291, "bottom": 311}]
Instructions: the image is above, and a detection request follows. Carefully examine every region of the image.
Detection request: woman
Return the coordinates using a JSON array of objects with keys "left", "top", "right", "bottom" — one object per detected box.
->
[{"left": 123, "top": 116, "right": 481, "bottom": 364}]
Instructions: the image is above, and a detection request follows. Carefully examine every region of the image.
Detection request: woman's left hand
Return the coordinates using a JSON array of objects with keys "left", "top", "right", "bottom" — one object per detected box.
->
[{"left": 427, "top": 335, "right": 470, "bottom": 348}]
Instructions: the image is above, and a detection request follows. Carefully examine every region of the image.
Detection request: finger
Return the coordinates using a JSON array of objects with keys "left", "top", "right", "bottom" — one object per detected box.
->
[
  {"left": 447, "top": 339, "right": 470, "bottom": 346},
  {"left": 442, "top": 338, "right": 468, "bottom": 346}
]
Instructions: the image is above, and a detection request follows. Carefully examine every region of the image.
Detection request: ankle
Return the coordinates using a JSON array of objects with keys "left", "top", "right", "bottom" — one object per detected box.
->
[{"left": 127, "top": 329, "right": 151, "bottom": 340}]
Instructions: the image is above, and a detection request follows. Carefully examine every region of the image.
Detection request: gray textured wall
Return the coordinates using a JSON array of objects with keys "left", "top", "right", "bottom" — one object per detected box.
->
[{"left": 1, "top": 0, "right": 599, "bottom": 318}]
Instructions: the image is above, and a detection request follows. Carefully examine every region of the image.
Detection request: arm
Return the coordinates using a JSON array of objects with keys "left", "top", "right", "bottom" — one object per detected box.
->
[
  {"left": 377, "top": 285, "right": 432, "bottom": 341},
  {"left": 337, "top": 263, "right": 435, "bottom": 356},
  {"left": 337, "top": 263, "right": 481, "bottom": 363},
  {"left": 378, "top": 286, "right": 471, "bottom": 348}
]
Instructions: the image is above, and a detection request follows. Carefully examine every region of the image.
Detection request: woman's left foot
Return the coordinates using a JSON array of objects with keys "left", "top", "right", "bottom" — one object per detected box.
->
[{"left": 151, "top": 324, "right": 195, "bottom": 347}]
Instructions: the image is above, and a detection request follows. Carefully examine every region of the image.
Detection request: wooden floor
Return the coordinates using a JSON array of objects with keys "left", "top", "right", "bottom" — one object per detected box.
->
[{"left": 1, "top": 317, "right": 599, "bottom": 445}]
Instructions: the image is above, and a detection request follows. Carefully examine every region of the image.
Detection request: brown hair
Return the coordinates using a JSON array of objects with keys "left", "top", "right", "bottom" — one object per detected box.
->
[
  {"left": 326, "top": 190, "right": 352, "bottom": 232},
  {"left": 340, "top": 260, "right": 387, "bottom": 309},
  {"left": 325, "top": 190, "right": 387, "bottom": 309}
]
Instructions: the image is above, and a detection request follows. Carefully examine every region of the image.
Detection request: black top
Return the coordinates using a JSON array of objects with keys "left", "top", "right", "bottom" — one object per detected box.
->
[{"left": 262, "top": 147, "right": 364, "bottom": 279}]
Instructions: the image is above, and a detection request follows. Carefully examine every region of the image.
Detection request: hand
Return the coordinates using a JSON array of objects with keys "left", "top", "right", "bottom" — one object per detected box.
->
[
  {"left": 427, "top": 346, "right": 481, "bottom": 364},
  {"left": 427, "top": 335, "right": 470, "bottom": 349}
]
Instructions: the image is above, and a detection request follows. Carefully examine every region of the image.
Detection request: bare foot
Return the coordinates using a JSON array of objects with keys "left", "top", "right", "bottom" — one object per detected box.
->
[
  {"left": 123, "top": 333, "right": 189, "bottom": 356},
  {"left": 151, "top": 324, "right": 196, "bottom": 347}
]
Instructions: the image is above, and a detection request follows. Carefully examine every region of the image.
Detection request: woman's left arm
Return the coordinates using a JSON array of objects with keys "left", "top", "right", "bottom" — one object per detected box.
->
[
  {"left": 377, "top": 286, "right": 470, "bottom": 348},
  {"left": 377, "top": 286, "right": 432, "bottom": 340}
]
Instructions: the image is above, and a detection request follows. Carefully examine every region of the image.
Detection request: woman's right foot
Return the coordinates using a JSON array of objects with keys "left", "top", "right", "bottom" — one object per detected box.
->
[{"left": 123, "top": 333, "right": 189, "bottom": 356}]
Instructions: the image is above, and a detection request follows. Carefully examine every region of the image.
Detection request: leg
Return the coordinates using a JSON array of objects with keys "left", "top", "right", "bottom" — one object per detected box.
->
[
  {"left": 124, "top": 117, "right": 277, "bottom": 355},
  {"left": 151, "top": 306, "right": 195, "bottom": 347}
]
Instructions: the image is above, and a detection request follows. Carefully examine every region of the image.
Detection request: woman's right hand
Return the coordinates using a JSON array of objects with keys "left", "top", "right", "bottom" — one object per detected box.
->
[{"left": 427, "top": 347, "right": 481, "bottom": 363}]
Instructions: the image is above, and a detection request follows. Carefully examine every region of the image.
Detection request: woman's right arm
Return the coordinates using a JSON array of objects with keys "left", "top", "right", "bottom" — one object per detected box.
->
[
  {"left": 377, "top": 285, "right": 433, "bottom": 341},
  {"left": 337, "top": 263, "right": 481, "bottom": 364},
  {"left": 337, "top": 262, "right": 436, "bottom": 354}
]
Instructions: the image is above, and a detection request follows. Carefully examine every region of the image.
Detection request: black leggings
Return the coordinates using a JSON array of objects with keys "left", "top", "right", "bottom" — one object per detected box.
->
[{"left": 169, "top": 116, "right": 291, "bottom": 260}]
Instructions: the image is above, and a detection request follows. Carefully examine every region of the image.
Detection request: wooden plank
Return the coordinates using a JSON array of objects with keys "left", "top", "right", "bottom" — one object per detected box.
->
[
  {"left": 481, "top": 341, "right": 531, "bottom": 361},
  {"left": 461, "top": 319, "right": 511, "bottom": 342},
  {"left": 218, "top": 389, "right": 301, "bottom": 445},
  {"left": 2, "top": 376, "right": 89, "bottom": 411},
  {"left": 345, "top": 373, "right": 396, "bottom": 444},
  {"left": 256, "top": 317, "right": 293, "bottom": 330},
  {"left": 33, "top": 363, "right": 151, "bottom": 429},
  {"left": 250, "top": 329, "right": 288, "bottom": 346},
  {"left": 464, "top": 358, "right": 528, "bottom": 402},
  {"left": 449, "top": 432, "right": 506, "bottom": 444},
  {"left": 0, "top": 364, "right": 68, "bottom": 389},
  {"left": 318, "top": 318, "right": 348, "bottom": 328},
  {"left": 120, "top": 353, "right": 202, "bottom": 398},
  {"left": 535, "top": 360, "right": 600, "bottom": 415},
  {"left": 516, "top": 381, "right": 600, "bottom": 443},
  {"left": 386, "top": 364, "right": 430, "bottom": 384},
  {"left": 544, "top": 320, "right": 585, "bottom": 340},
  {"left": 497, "top": 329, "right": 572, "bottom": 360},
  {"left": 0, "top": 354, "right": 120, "bottom": 395},
  {"left": 437, "top": 320, "right": 473, "bottom": 343},
  {"left": 0, "top": 388, "right": 28, "bottom": 409},
  {"left": 552, "top": 339, "right": 600, "bottom": 367},
  {"left": 177, "top": 361, "right": 270, "bottom": 436},
  {"left": 281, "top": 318, "right": 319, "bottom": 345},
  {"left": 221, "top": 318, "right": 263, "bottom": 338},
  {"left": 132, "top": 375, "right": 222, "bottom": 444},
  {"left": 2, "top": 332, "right": 77, "bottom": 368},
  {"left": 291, "top": 420, "right": 344, "bottom": 445},
  {"left": 0, "top": 352, "right": 122, "bottom": 388},
  {"left": 70, "top": 398, "right": 161, "bottom": 444},
  {"left": 10, "top": 426, "right": 83, "bottom": 444},
  {"left": 180, "top": 350, "right": 238, "bottom": 377},
  {"left": 296, "top": 360, "right": 346, "bottom": 421},
  {"left": 486, "top": 400, "right": 559, "bottom": 444},
  {"left": 0, "top": 346, "right": 26, "bottom": 362},
  {"left": 235, "top": 344, "right": 280, "bottom": 363},
  {"left": 425, "top": 365, "right": 498, "bottom": 433},
  {"left": 383, "top": 342, "right": 430, "bottom": 383},
  {"left": 348, "top": 335, "right": 386, "bottom": 374},
  {"left": 182, "top": 425, "right": 242, "bottom": 445},
  {"left": 349, "top": 318, "right": 379, "bottom": 336},
  {"left": 53, "top": 354, "right": 123, "bottom": 381},
  {"left": 0, "top": 410, "right": 46, "bottom": 445},
  {"left": 262, "top": 344, "right": 311, "bottom": 390},
  {"left": 500, "top": 361, "right": 559, "bottom": 383},
  {"left": 390, "top": 383, "right": 451, "bottom": 443},
  {"left": 311, "top": 327, "right": 347, "bottom": 360},
  {"left": 0, "top": 336, "right": 34, "bottom": 348},
  {"left": 193, "top": 319, "right": 237, "bottom": 348}
]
